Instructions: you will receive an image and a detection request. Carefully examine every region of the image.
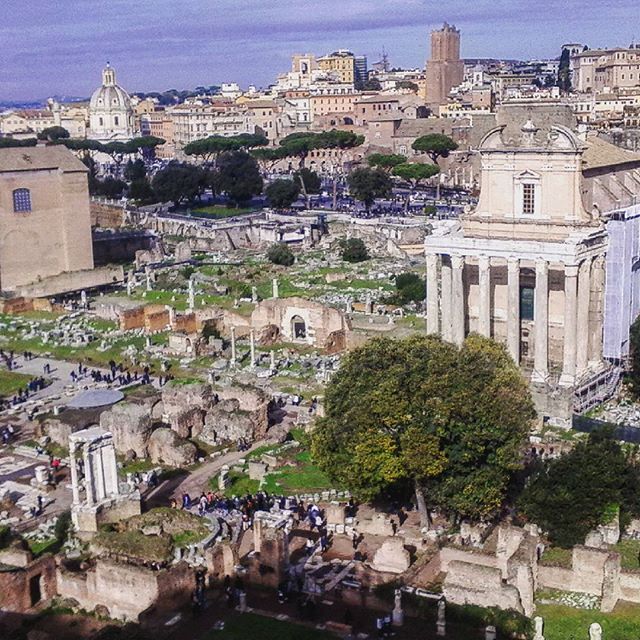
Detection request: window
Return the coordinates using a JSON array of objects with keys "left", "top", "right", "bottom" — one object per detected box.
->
[
  {"left": 114, "top": 116, "right": 119, "bottom": 126},
  {"left": 522, "top": 183, "right": 535, "bottom": 214},
  {"left": 520, "top": 287, "right": 534, "bottom": 321},
  {"left": 12, "top": 188, "right": 32, "bottom": 213}
]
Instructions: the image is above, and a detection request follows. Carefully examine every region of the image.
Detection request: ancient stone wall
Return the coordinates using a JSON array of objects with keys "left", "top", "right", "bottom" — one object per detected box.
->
[
  {"left": 57, "top": 559, "right": 191, "bottom": 621},
  {"left": 14, "top": 266, "right": 124, "bottom": 298},
  {"left": 91, "top": 202, "right": 124, "bottom": 228},
  {"left": 443, "top": 560, "right": 524, "bottom": 613},
  {"left": 0, "top": 553, "right": 57, "bottom": 613}
]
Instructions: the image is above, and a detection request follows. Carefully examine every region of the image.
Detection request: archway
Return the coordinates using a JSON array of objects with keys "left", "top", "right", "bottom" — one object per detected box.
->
[{"left": 291, "top": 315, "right": 307, "bottom": 340}]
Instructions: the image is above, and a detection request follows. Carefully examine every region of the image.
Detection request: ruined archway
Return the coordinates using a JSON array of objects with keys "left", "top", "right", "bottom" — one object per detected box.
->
[{"left": 291, "top": 315, "right": 307, "bottom": 340}]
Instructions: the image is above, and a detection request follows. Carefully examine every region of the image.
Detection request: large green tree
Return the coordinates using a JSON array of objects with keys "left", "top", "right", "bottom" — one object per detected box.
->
[
  {"left": 628, "top": 315, "right": 640, "bottom": 399},
  {"left": 184, "top": 133, "right": 267, "bottom": 165},
  {"left": 151, "top": 162, "right": 207, "bottom": 206},
  {"left": 265, "top": 179, "right": 301, "bottom": 209},
  {"left": 412, "top": 133, "right": 458, "bottom": 164},
  {"left": 37, "top": 126, "right": 70, "bottom": 142},
  {"left": 392, "top": 162, "right": 440, "bottom": 212},
  {"left": 411, "top": 133, "right": 457, "bottom": 200},
  {"left": 214, "top": 150, "right": 263, "bottom": 206},
  {"left": 0, "top": 137, "right": 37, "bottom": 148},
  {"left": 558, "top": 48, "right": 572, "bottom": 93},
  {"left": 519, "top": 430, "right": 640, "bottom": 547},
  {"left": 312, "top": 334, "right": 534, "bottom": 525},
  {"left": 367, "top": 153, "right": 407, "bottom": 173},
  {"left": 347, "top": 167, "right": 392, "bottom": 211}
]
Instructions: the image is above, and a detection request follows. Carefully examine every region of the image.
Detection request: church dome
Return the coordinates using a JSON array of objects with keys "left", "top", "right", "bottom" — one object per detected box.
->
[{"left": 89, "top": 64, "right": 132, "bottom": 112}]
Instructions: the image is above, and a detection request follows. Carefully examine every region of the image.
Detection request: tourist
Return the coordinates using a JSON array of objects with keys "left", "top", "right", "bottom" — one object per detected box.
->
[{"left": 181, "top": 492, "right": 191, "bottom": 509}]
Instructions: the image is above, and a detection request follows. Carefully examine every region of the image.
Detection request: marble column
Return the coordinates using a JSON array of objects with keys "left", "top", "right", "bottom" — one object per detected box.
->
[
  {"left": 576, "top": 258, "right": 592, "bottom": 377},
  {"left": 83, "top": 446, "right": 94, "bottom": 506},
  {"left": 250, "top": 329, "right": 256, "bottom": 368},
  {"left": 589, "top": 255, "right": 606, "bottom": 369},
  {"left": 230, "top": 326, "right": 236, "bottom": 365},
  {"left": 532, "top": 260, "right": 549, "bottom": 383},
  {"left": 478, "top": 255, "right": 491, "bottom": 337},
  {"left": 426, "top": 254, "right": 440, "bottom": 335},
  {"left": 560, "top": 264, "right": 579, "bottom": 386},
  {"left": 507, "top": 257, "right": 521, "bottom": 364},
  {"left": 94, "top": 446, "right": 107, "bottom": 502},
  {"left": 451, "top": 255, "right": 465, "bottom": 346},
  {"left": 441, "top": 257, "right": 453, "bottom": 342},
  {"left": 69, "top": 443, "right": 80, "bottom": 505}
]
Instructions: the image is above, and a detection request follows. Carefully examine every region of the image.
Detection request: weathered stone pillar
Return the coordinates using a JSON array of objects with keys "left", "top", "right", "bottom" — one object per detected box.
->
[
  {"left": 94, "top": 445, "right": 107, "bottom": 502},
  {"left": 83, "top": 446, "right": 94, "bottom": 506},
  {"left": 576, "top": 258, "right": 592, "bottom": 377},
  {"left": 250, "top": 329, "right": 256, "bottom": 368},
  {"left": 230, "top": 326, "right": 236, "bottom": 365},
  {"left": 478, "top": 255, "right": 491, "bottom": 337},
  {"left": 589, "top": 255, "right": 606, "bottom": 369},
  {"left": 451, "top": 255, "right": 465, "bottom": 346},
  {"left": 532, "top": 260, "right": 549, "bottom": 383},
  {"left": 426, "top": 253, "right": 440, "bottom": 335},
  {"left": 441, "top": 257, "right": 453, "bottom": 342},
  {"left": 507, "top": 257, "right": 520, "bottom": 364},
  {"left": 560, "top": 264, "right": 579, "bottom": 387},
  {"left": 69, "top": 442, "right": 80, "bottom": 505}
]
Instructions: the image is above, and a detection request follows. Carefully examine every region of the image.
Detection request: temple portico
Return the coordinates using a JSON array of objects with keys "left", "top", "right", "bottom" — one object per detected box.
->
[{"left": 425, "top": 241, "right": 606, "bottom": 389}]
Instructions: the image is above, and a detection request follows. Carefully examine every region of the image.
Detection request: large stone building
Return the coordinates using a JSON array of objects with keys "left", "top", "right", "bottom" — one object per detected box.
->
[
  {"left": 89, "top": 64, "right": 135, "bottom": 141},
  {"left": 424, "top": 105, "right": 640, "bottom": 420},
  {"left": 317, "top": 50, "right": 357, "bottom": 85},
  {"left": 425, "top": 23, "right": 464, "bottom": 108},
  {"left": 572, "top": 45, "right": 640, "bottom": 94},
  {"left": 0, "top": 146, "right": 121, "bottom": 295}
]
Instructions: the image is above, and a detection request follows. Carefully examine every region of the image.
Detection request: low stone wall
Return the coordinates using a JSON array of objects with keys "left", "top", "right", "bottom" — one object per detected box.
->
[
  {"left": 444, "top": 560, "right": 523, "bottom": 613},
  {"left": 14, "top": 266, "right": 124, "bottom": 298},
  {"left": 440, "top": 546, "right": 500, "bottom": 573},
  {"left": 57, "top": 559, "right": 191, "bottom": 621},
  {"left": 619, "top": 571, "right": 640, "bottom": 603}
]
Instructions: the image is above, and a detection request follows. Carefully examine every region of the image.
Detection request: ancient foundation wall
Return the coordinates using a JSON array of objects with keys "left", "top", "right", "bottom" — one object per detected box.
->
[
  {"left": 14, "top": 266, "right": 124, "bottom": 298},
  {"left": 0, "top": 554, "right": 57, "bottom": 613}
]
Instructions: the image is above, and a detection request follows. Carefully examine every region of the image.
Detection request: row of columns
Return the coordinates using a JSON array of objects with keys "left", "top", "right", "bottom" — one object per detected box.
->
[{"left": 426, "top": 253, "right": 604, "bottom": 386}]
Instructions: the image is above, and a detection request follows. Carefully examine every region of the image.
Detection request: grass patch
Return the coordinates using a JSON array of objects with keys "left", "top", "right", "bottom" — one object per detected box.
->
[
  {"left": 28, "top": 537, "right": 61, "bottom": 557},
  {"left": 540, "top": 546, "right": 573, "bottom": 568},
  {"left": 262, "top": 454, "right": 335, "bottom": 493},
  {"left": 536, "top": 601, "right": 640, "bottom": 640},
  {"left": 0, "top": 370, "right": 34, "bottom": 397},
  {"left": 200, "top": 612, "right": 336, "bottom": 640},
  {"left": 612, "top": 539, "right": 640, "bottom": 571},
  {"left": 213, "top": 471, "right": 260, "bottom": 497},
  {"left": 191, "top": 206, "right": 260, "bottom": 219}
]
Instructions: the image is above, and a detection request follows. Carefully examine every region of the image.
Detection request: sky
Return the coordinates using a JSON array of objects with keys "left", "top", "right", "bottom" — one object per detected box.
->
[{"left": 1, "top": 0, "right": 638, "bottom": 101}]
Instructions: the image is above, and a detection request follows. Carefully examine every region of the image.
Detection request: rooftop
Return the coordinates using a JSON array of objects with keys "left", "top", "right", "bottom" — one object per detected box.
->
[{"left": 0, "top": 145, "right": 88, "bottom": 173}]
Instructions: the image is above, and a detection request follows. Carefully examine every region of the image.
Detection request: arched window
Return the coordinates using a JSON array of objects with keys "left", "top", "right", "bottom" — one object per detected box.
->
[
  {"left": 12, "top": 188, "right": 32, "bottom": 213},
  {"left": 291, "top": 315, "right": 307, "bottom": 340}
]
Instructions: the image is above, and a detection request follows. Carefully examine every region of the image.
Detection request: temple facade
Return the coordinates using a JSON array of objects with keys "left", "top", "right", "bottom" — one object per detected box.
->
[{"left": 425, "top": 113, "right": 640, "bottom": 421}]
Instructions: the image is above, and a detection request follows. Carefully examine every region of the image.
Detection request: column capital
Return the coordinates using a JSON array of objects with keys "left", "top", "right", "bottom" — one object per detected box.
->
[
  {"left": 426, "top": 253, "right": 439, "bottom": 267},
  {"left": 535, "top": 259, "right": 548, "bottom": 275},
  {"left": 564, "top": 264, "right": 579, "bottom": 278},
  {"left": 478, "top": 255, "right": 491, "bottom": 270},
  {"left": 451, "top": 254, "right": 465, "bottom": 270},
  {"left": 507, "top": 256, "right": 520, "bottom": 272}
]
